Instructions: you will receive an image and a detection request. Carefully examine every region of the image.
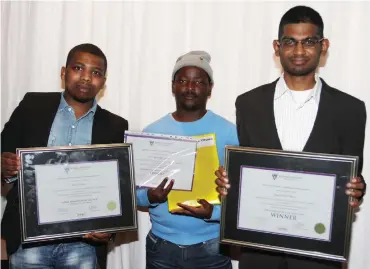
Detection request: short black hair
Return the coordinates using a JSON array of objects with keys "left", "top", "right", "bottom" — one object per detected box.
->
[
  {"left": 278, "top": 6, "right": 324, "bottom": 39},
  {"left": 66, "top": 43, "right": 107, "bottom": 73}
]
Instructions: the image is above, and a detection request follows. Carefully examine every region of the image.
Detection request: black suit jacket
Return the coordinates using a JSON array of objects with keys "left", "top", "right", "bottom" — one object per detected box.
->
[
  {"left": 235, "top": 78, "right": 367, "bottom": 267},
  {"left": 236, "top": 78, "right": 366, "bottom": 175},
  {"left": 1, "top": 92, "right": 129, "bottom": 269}
]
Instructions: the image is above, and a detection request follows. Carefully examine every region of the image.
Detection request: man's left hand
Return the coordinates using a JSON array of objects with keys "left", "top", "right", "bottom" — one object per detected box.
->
[
  {"left": 346, "top": 177, "right": 365, "bottom": 208},
  {"left": 171, "top": 199, "right": 213, "bottom": 219},
  {"left": 83, "top": 232, "right": 112, "bottom": 243}
]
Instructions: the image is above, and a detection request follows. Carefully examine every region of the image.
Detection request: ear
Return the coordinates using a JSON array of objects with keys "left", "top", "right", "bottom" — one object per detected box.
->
[
  {"left": 273, "top": 40, "right": 280, "bottom": 57},
  {"left": 320, "top": 38, "right": 330, "bottom": 57},
  {"left": 61, "top": 66, "right": 66, "bottom": 81},
  {"left": 208, "top": 82, "right": 214, "bottom": 97}
]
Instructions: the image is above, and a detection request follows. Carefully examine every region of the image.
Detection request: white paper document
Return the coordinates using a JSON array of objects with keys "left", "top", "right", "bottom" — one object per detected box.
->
[
  {"left": 35, "top": 160, "right": 121, "bottom": 224},
  {"left": 238, "top": 166, "right": 336, "bottom": 241},
  {"left": 125, "top": 131, "right": 197, "bottom": 190}
]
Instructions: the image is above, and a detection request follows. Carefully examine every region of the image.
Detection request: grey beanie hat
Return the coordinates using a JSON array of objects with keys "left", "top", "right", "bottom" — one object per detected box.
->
[{"left": 172, "top": 51, "right": 213, "bottom": 83}]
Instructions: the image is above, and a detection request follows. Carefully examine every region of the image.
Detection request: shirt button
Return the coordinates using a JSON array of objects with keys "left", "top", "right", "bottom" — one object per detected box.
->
[
  {"left": 71, "top": 125, "right": 75, "bottom": 129},
  {"left": 68, "top": 108, "right": 72, "bottom": 112},
  {"left": 69, "top": 143, "right": 72, "bottom": 146}
]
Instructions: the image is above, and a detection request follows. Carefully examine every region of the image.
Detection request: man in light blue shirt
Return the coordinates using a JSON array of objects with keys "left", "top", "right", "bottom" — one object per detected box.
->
[{"left": 136, "top": 51, "right": 238, "bottom": 269}]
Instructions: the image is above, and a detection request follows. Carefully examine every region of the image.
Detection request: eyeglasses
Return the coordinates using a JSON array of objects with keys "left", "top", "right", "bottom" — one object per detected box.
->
[{"left": 277, "top": 37, "right": 324, "bottom": 49}]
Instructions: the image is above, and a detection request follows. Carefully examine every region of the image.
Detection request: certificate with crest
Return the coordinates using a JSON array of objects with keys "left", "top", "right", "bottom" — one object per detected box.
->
[
  {"left": 17, "top": 144, "right": 137, "bottom": 243},
  {"left": 220, "top": 146, "right": 358, "bottom": 262}
]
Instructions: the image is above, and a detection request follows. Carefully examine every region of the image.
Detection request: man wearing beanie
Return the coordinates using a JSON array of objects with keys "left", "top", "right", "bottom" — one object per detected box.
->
[{"left": 136, "top": 51, "right": 238, "bottom": 269}]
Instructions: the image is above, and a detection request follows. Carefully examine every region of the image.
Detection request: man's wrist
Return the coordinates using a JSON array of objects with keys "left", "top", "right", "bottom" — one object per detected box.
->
[
  {"left": 205, "top": 204, "right": 220, "bottom": 222},
  {"left": 146, "top": 189, "right": 160, "bottom": 206},
  {"left": 205, "top": 205, "right": 214, "bottom": 220},
  {"left": 147, "top": 189, "right": 155, "bottom": 204}
]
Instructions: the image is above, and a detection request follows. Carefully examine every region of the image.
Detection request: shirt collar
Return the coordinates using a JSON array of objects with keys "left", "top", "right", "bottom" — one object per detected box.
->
[
  {"left": 274, "top": 73, "right": 322, "bottom": 104},
  {"left": 58, "top": 92, "right": 97, "bottom": 115}
]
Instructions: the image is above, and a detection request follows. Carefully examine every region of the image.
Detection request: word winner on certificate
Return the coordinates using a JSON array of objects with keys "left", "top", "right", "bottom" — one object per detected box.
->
[
  {"left": 35, "top": 161, "right": 122, "bottom": 224},
  {"left": 237, "top": 166, "right": 336, "bottom": 241}
]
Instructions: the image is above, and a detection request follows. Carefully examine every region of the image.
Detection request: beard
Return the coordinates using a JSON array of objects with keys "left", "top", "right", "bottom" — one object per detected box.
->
[
  {"left": 65, "top": 87, "right": 95, "bottom": 103},
  {"left": 71, "top": 95, "right": 93, "bottom": 103},
  {"left": 180, "top": 102, "right": 199, "bottom": 111},
  {"left": 281, "top": 55, "right": 320, "bottom": 77},
  {"left": 284, "top": 65, "right": 317, "bottom": 76},
  {"left": 177, "top": 91, "right": 203, "bottom": 111}
]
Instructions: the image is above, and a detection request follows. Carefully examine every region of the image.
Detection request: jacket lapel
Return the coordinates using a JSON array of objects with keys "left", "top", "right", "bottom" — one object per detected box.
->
[
  {"left": 91, "top": 106, "right": 107, "bottom": 144},
  {"left": 261, "top": 80, "right": 283, "bottom": 150},
  {"left": 33, "top": 93, "right": 61, "bottom": 147}
]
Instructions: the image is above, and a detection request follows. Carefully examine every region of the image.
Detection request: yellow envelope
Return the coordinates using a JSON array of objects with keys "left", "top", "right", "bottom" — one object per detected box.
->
[{"left": 167, "top": 133, "right": 220, "bottom": 211}]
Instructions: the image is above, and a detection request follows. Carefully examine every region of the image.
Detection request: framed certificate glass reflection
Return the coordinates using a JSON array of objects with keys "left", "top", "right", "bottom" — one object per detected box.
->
[
  {"left": 124, "top": 131, "right": 198, "bottom": 191},
  {"left": 220, "top": 146, "right": 358, "bottom": 262},
  {"left": 17, "top": 143, "right": 137, "bottom": 243}
]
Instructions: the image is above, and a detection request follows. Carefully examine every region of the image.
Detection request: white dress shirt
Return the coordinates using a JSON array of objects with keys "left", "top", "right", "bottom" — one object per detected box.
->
[{"left": 274, "top": 73, "right": 322, "bottom": 151}]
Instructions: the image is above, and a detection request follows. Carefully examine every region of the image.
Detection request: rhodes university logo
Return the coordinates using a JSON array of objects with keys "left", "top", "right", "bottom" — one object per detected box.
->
[{"left": 272, "top": 173, "right": 278, "bottom": 180}]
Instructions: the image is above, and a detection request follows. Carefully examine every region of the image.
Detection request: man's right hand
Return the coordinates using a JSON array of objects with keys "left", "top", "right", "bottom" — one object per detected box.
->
[
  {"left": 215, "top": 166, "right": 230, "bottom": 196},
  {"left": 147, "top": 177, "right": 174, "bottom": 204},
  {"left": 1, "top": 152, "right": 20, "bottom": 179}
]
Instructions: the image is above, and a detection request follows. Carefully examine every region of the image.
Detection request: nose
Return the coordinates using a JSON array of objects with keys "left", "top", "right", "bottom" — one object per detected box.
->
[
  {"left": 293, "top": 41, "right": 305, "bottom": 55},
  {"left": 81, "top": 70, "right": 92, "bottom": 82},
  {"left": 186, "top": 81, "right": 196, "bottom": 90}
]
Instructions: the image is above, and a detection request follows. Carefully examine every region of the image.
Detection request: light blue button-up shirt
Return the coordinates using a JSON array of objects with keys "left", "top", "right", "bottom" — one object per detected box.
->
[{"left": 47, "top": 93, "right": 97, "bottom": 147}]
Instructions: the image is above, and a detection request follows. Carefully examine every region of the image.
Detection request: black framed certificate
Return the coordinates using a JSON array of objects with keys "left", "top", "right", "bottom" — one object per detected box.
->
[
  {"left": 17, "top": 143, "right": 137, "bottom": 243},
  {"left": 220, "top": 146, "right": 358, "bottom": 262}
]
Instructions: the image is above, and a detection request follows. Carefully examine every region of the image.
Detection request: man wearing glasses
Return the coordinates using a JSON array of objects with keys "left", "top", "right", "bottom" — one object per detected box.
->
[{"left": 215, "top": 5, "right": 366, "bottom": 269}]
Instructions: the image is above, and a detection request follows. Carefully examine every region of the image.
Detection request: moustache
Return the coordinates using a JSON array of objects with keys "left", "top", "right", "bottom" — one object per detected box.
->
[
  {"left": 76, "top": 83, "right": 93, "bottom": 90},
  {"left": 182, "top": 91, "right": 198, "bottom": 98},
  {"left": 290, "top": 56, "right": 309, "bottom": 61}
]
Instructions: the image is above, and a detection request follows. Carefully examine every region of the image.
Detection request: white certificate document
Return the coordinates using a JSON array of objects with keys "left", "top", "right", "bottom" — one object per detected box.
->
[
  {"left": 238, "top": 166, "right": 336, "bottom": 241},
  {"left": 35, "top": 160, "right": 121, "bottom": 224},
  {"left": 125, "top": 131, "right": 197, "bottom": 190}
]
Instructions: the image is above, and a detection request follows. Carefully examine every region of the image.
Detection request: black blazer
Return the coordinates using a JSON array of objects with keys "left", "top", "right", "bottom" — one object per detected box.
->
[
  {"left": 1, "top": 92, "right": 128, "bottom": 269},
  {"left": 235, "top": 78, "right": 366, "bottom": 176}
]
